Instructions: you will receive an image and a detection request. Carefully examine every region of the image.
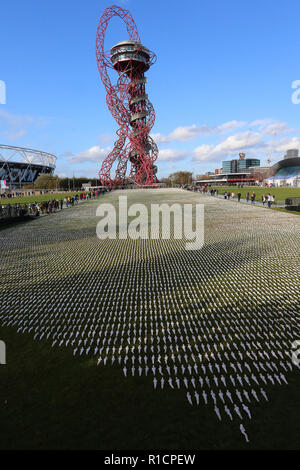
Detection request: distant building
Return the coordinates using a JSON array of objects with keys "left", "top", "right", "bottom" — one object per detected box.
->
[
  {"left": 196, "top": 172, "right": 256, "bottom": 186},
  {"left": 222, "top": 161, "right": 234, "bottom": 174},
  {"left": 264, "top": 149, "right": 300, "bottom": 187},
  {"left": 0, "top": 144, "right": 56, "bottom": 190},
  {"left": 82, "top": 181, "right": 92, "bottom": 190},
  {"left": 222, "top": 153, "right": 260, "bottom": 174},
  {"left": 249, "top": 166, "right": 271, "bottom": 181},
  {"left": 284, "top": 149, "right": 298, "bottom": 160}
]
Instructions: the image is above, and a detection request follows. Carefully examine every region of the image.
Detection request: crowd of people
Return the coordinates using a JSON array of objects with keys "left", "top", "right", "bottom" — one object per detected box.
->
[
  {"left": 183, "top": 185, "right": 276, "bottom": 207},
  {"left": 0, "top": 193, "right": 14, "bottom": 199},
  {"left": 183, "top": 185, "right": 211, "bottom": 194},
  {"left": 0, "top": 203, "right": 29, "bottom": 219},
  {"left": 0, "top": 190, "right": 108, "bottom": 221},
  {"left": 222, "top": 191, "right": 275, "bottom": 207}
]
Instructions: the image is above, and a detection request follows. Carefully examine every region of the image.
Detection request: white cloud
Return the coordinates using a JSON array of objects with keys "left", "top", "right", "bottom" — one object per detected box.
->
[
  {"left": 68, "top": 146, "right": 111, "bottom": 164},
  {"left": 152, "top": 119, "right": 295, "bottom": 146},
  {"left": 217, "top": 120, "right": 247, "bottom": 133},
  {"left": 261, "top": 122, "right": 294, "bottom": 137},
  {"left": 193, "top": 131, "right": 263, "bottom": 162},
  {"left": 249, "top": 118, "right": 274, "bottom": 129},
  {"left": 270, "top": 136, "right": 300, "bottom": 154},
  {"left": 68, "top": 146, "right": 189, "bottom": 165},
  {"left": 157, "top": 149, "right": 190, "bottom": 162},
  {"left": 193, "top": 130, "right": 300, "bottom": 163},
  {"left": 151, "top": 120, "right": 247, "bottom": 144},
  {"left": 64, "top": 119, "right": 298, "bottom": 170}
]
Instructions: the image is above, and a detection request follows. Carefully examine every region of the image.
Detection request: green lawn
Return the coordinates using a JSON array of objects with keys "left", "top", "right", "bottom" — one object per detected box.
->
[
  {"left": 0, "top": 192, "right": 84, "bottom": 205},
  {"left": 4, "top": 186, "right": 300, "bottom": 206},
  {"left": 0, "top": 189, "right": 300, "bottom": 449},
  {"left": 1, "top": 324, "right": 299, "bottom": 450},
  {"left": 210, "top": 186, "right": 300, "bottom": 203}
]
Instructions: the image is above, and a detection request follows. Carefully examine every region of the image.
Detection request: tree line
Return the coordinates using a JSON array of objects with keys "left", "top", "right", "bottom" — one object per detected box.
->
[
  {"left": 26, "top": 174, "right": 101, "bottom": 190},
  {"left": 31, "top": 171, "right": 211, "bottom": 190}
]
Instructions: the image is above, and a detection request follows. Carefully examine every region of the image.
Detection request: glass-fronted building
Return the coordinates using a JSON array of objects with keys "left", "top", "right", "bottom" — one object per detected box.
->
[
  {"left": 222, "top": 161, "right": 232, "bottom": 173},
  {"left": 222, "top": 154, "right": 260, "bottom": 174},
  {"left": 237, "top": 158, "right": 260, "bottom": 171}
]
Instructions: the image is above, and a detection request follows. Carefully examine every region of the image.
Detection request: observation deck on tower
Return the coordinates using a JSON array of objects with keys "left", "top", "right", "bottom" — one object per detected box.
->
[{"left": 110, "top": 40, "right": 151, "bottom": 73}]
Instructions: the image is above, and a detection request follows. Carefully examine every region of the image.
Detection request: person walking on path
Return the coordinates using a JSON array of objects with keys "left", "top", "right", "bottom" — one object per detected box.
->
[
  {"left": 237, "top": 192, "right": 241, "bottom": 202},
  {"left": 246, "top": 192, "right": 250, "bottom": 203},
  {"left": 268, "top": 194, "right": 274, "bottom": 208}
]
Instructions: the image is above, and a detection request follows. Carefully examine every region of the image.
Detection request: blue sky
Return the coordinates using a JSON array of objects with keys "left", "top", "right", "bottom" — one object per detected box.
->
[{"left": 1, "top": 0, "right": 300, "bottom": 178}]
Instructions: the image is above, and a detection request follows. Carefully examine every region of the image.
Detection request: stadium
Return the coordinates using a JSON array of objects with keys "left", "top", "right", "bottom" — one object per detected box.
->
[
  {"left": 265, "top": 149, "right": 300, "bottom": 187},
  {"left": 0, "top": 144, "right": 56, "bottom": 190}
]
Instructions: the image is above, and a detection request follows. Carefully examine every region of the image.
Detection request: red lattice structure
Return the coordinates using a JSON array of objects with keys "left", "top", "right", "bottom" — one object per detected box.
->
[{"left": 96, "top": 5, "right": 158, "bottom": 187}]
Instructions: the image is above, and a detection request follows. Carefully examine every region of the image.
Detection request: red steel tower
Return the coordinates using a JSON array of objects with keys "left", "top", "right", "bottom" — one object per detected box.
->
[{"left": 96, "top": 5, "right": 158, "bottom": 187}]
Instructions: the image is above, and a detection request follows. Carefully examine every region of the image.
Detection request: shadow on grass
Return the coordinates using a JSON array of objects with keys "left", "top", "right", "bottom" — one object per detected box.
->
[{"left": 0, "top": 325, "right": 300, "bottom": 450}]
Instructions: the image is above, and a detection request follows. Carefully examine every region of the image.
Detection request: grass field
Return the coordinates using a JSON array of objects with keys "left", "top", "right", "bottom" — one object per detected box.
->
[
  {"left": 210, "top": 186, "right": 300, "bottom": 203},
  {"left": 0, "top": 189, "right": 300, "bottom": 449},
  {"left": 2, "top": 186, "right": 300, "bottom": 206},
  {"left": 0, "top": 192, "right": 81, "bottom": 205}
]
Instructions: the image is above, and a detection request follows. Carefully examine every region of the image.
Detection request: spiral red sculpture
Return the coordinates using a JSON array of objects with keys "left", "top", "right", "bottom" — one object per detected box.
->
[{"left": 96, "top": 5, "right": 158, "bottom": 187}]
